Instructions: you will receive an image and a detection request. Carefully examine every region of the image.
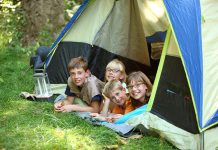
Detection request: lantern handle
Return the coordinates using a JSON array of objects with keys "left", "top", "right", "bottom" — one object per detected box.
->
[{"left": 34, "top": 69, "right": 46, "bottom": 74}]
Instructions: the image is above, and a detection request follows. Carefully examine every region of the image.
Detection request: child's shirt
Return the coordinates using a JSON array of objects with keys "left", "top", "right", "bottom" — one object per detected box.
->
[
  {"left": 121, "top": 82, "right": 129, "bottom": 93},
  {"left": 131, "top": 100, "right": 144, "bottom": 109},
  {"left": 66, "top": 74, "right": 105, "bottom": 105},
  {"left": 131, "top": 97, "right": 150, "bottom": 109},
  {"left": 111, "top": 98, "right": 134, "bottom": 115}
]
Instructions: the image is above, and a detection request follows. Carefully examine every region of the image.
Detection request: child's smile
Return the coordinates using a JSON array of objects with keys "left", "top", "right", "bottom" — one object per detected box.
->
[
  {"left": 128, "top": 81, "right": 147, "bottom": 102},
  {"left": 105, "top": 67, "right": 122, "bottom": 82},
  {"left": 69, "top": 68, "right": 89, "bottom": 86},
  {"left": 110, "top": 89, "right": 127, "bottom": 106}
]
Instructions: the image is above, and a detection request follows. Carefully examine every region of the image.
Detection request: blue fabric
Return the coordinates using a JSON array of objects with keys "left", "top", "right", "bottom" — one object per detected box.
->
[
  {"left": 65, "top": 85, "right": 76, "bottom": 97},
  {"left": 101, "top": 122, "right": 134, "bottom": 135},
  {"left": 92, "top": 95, "right": 102, "bottom": 102},
  {"left": 114, "top": 105, "right": 147, "bottom": 124},
  {"left": 204, "top": 109, "right": 218, "bottom": 128},
  {"left": 54, "top": 94, "right": 65, "bottom": 103},
  {"left": 146, "top": 31, "right": 166, "bottom": 43},
  {"left": 74, "top": 112, "right": 134, "bottom": 136},
  {"left": 164, "top": 0, "right": 203, "bottom": 128},
  {"left": 45, "top": 0, "right": 90, "bottom": 66}
]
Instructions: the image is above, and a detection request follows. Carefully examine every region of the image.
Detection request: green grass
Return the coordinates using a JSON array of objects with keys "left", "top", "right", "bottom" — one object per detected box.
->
[{"left": 0, "top": 48, "right": 176, "bottom": 150}]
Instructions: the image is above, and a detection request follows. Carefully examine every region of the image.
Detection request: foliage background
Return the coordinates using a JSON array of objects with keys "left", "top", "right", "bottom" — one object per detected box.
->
[{"left": 0, "top": 0, "right": 82, "bottom": 50}]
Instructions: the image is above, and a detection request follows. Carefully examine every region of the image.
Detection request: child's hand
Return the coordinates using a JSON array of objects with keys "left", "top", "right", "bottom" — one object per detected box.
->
[
  {"left": 90, "top": 113, "right": 107, "bottom": 121},
  {"left": 54, "top": 101, "right": 64, "bottom": 110},
  {"left": 90, "top": 113, "right": 99, "bottom": 117},
  {"left": 55, "top": 105, "right": 74, "bottom": 112},
  {"left": 105, "top": 117, "right": 113, "bottom": 123},
  {"left": 112, "top": 114, "right": 123, "bottom": 119},
  {"left": 106, "top": 114, "right": 123, "bottom": 122}
]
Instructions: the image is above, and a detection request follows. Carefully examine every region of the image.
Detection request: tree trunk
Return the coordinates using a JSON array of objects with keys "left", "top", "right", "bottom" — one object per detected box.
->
[{"left": 21, "top": 0, "right": 65, "bottom": 46}]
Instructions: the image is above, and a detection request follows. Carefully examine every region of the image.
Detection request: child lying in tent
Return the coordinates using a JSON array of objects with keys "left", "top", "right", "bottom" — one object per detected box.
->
[
  {"left": 91, "top": 71, "right": 152, "bottom": 123},
  {"left": 104, "top": 59, "right": 127, "bottom": 84},
  {"left": 91, "top": 79, "right": 134, "bottom": 122},
  {"left": 114, "top": 71, "right": 153, "bottom": 124},
  {"left": 100, "top": 59, "right": 128, "bottom": 116},
  {"left": 54, "top": 56, "right": 105, "bottom": 113},
  {"left": 127, "top": 71, "right": 152, "bottom": 108}
]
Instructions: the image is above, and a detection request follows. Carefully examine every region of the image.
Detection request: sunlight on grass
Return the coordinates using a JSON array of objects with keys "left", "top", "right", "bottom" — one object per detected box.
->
[
  {"left": 0, "top": 110, "right": 113, "bottom": 149},
  {"left": 15, "top": 126, "right": 102, "bottom": 149},
  {"left": 0, "top": 98, "right": 120, "bottom": 149}
]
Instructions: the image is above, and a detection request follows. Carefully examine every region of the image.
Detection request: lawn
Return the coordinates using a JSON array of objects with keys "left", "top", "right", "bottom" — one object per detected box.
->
[{"left": 0, "top": 48, "right": 176, "bottom": 149}]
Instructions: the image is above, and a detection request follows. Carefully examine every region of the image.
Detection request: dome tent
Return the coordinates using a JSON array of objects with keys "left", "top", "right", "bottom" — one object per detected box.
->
[{"left": 44, "top": 0, "right": 218, "bottom": 149}]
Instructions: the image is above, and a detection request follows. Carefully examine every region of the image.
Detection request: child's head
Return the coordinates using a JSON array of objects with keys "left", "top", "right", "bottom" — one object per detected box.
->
[
  {"left": 105, "top": 59, "right": 126, "bottom": 82},
  {"left": 68, "top": 56, "right": 88, "bottom": 72},
  {"left": 103, "top": 80, "right": 128, "bottom": 106},
  {"left": 68, "top": 56, "right": 90, "bottom": 86},
  {"left": 127, "top": 71, "right": 152, "bottom": 102}
]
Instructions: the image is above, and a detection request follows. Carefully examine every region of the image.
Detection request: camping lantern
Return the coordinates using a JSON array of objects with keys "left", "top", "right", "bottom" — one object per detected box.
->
[{"left": 33, "top": 69, "right": 53, "bottom": 98}]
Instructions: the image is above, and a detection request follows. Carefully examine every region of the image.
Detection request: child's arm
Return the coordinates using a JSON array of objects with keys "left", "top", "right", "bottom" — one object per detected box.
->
[
  {"left": 54, "top": 85, "right": 76, "bottom": 111},
  {"left": 90, "top": 112, "right": 123, "bottom": 123},
  {"left": 54, "top": 96, "right": 74, "bottom": 111},
  {"left": 106, "top": 113, "right": 123, "bottom": 123},
  {"left": 90, "top": 113, "right": 107, "bottom": 121},
  {"left": 100, "top": 94, "right": 111, "bottom": 117},
  {"left": 57, "top": 100, "right": 100, "bottom": 113}
]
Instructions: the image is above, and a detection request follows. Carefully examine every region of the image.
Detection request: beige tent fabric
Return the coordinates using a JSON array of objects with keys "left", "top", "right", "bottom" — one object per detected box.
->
[
  {"left": 93, "top": 0, "right": 150, "bottom": 65},
  {"left": 126, "top": 112, "right": 200, "bottom": 150},
  {"left": 167, "top": 31, "right": 180, "bottom": 57},
  {"left": 63, "top": 0, "right": 115, "bottom": 44},
  {"left": 201, "top": 0, "right": 218, "bottom": 127},
  {"left": 51, "top": 84, "right": 67, "bottom": 95},
  {"left": 63, "top": 0, "right": 168, "bottom": 66},
  {"left": 137, "top": 0, "right": 168, "bottom": 37},
  {"left": 204, "top": 126, "right": 218, "bottom": 150},
  {"left": 150, "top": 42, "right": 164, "bottom": 60}
]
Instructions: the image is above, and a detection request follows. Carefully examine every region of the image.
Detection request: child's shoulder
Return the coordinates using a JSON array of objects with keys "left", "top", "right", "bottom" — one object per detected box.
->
[
  {"left": 67, "top": 77, "right": 75, "bottom": 86},
  {"left": 87, "top": 75, "right": 103, "bottom": 82},
  {"left": 86, "top": 75, "right": 105, "bottom": 87}
]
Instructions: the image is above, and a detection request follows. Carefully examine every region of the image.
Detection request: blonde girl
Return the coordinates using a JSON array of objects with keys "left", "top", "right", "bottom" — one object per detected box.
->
[
  {"left": 100, "top": 59, "right": 128, "bottom": 116},
  {"left": 104, "top": 59, "right": 126, "bottom": 82}
]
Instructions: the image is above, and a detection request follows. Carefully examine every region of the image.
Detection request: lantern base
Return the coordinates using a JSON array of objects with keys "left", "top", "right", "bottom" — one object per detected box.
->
[{"left": 35, "top": 95, "right": 54, "bottom": 102}]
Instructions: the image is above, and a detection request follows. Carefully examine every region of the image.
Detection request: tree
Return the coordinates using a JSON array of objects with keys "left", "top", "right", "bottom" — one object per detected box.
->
[{"left": 21, "top": 0, "right": 65, "bottom": 46}]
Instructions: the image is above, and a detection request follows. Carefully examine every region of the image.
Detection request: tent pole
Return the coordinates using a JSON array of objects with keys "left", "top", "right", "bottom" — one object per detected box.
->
[{"left": 200, "top": 131, "right": 204, "bottom": 150}]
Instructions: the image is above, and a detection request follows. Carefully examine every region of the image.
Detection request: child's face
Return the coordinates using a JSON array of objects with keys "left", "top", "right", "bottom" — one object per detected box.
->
[
  {"left": 128, "top": 80, "right": 147, "bottom": 102},
  {"left": 69, "top": 68, "right": 89, "bottom": 86},
  {"left": 105, "top": 68, "right": 123, "bottom": 82},
  {"left": 109, "top": 88, "right": 127, "bottom": 106}
]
